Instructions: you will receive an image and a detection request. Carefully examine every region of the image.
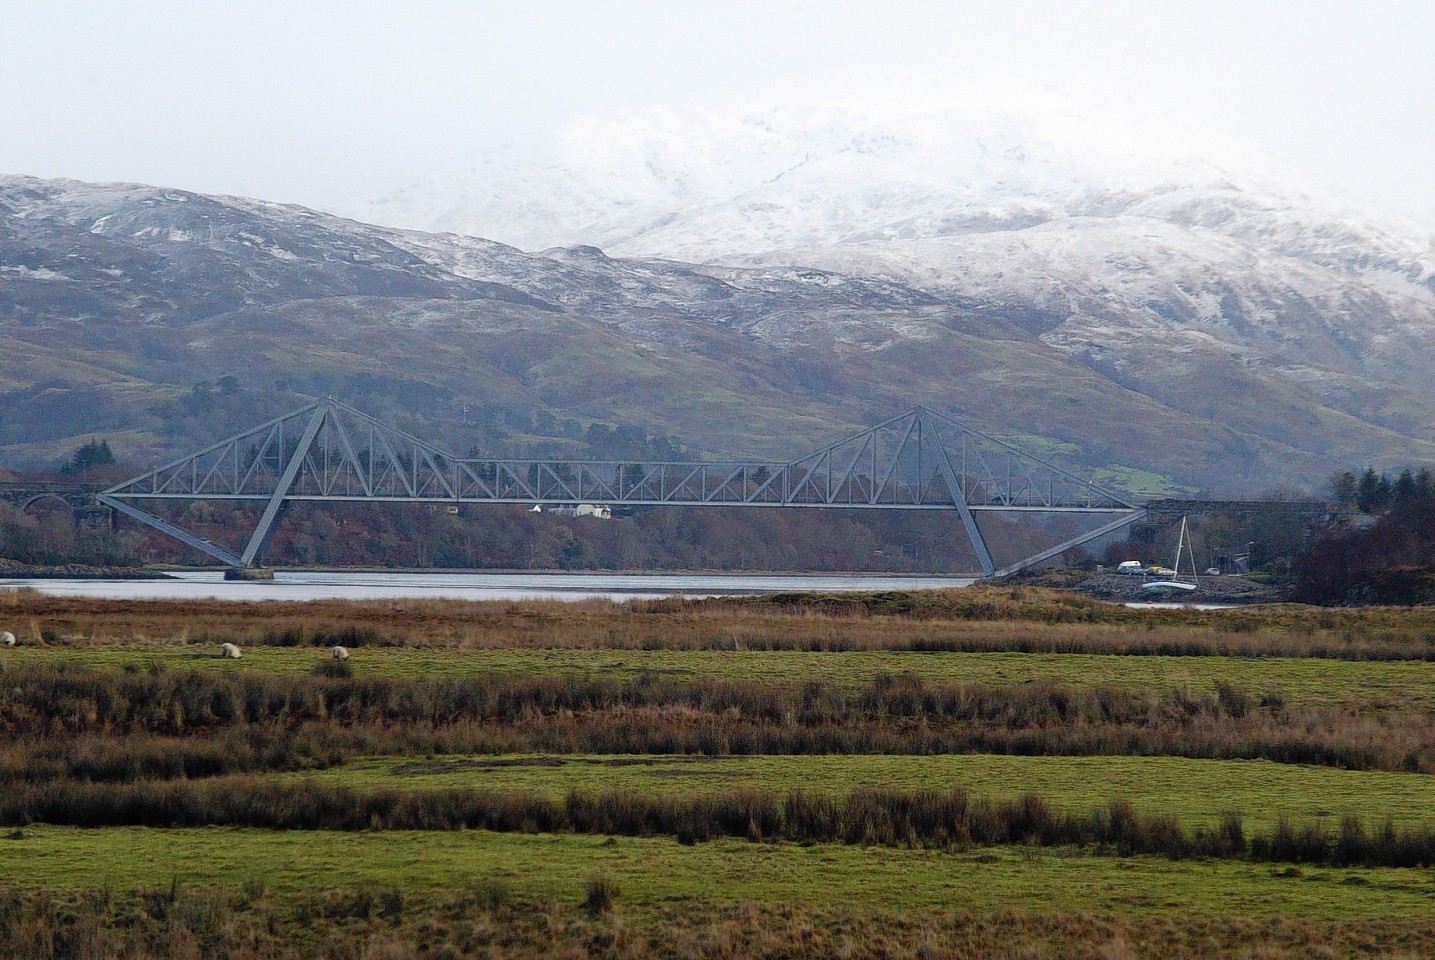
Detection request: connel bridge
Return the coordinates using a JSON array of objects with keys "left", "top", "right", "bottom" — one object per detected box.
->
[{"left": 79, "top": 398, "right": 1151, "bottom": 579}]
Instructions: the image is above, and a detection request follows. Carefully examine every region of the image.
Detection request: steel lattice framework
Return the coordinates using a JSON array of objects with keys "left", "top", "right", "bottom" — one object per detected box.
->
[{"left": 99, "top": 399, "right": 1145, "bottom": 576}]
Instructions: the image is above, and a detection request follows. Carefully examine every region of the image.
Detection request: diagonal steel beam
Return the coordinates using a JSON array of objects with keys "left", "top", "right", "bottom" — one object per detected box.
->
[
  {"left": 830, "top": 434, "right": 873, "bottom": 504},
  {"left": 918, "top": 405, "right": 1135, "bottom": 509},
  {"left": 745, "top": 465, "right": 785, "bottom": 502},
  {"left": 236, "top": 423, "right": 283, "bottom": 494},
  {"left": 98, "top": 494, "right": 242, "bottom": 567},
  {"left": 419, "top": 449, "right": 457, "bottom": 499},
  {"left": 238, "top": 405, "right": 329, "bottom": 568},
  {"left": 368, "top": 421, "right": 416, "bottom": 497},
  {"left": 101, "top": 402, "right": 323, "bottom": 497},
  {"left": 926, "top": 411, "right": 995, "bottom": 577},
  {"left": 329, "top": 416, "right": 375, "bottom": 496},
  {"left": 873, "top": 415, "right": 919, "bottom": 505},
  {"left": 455, "top": 461, "right": 496, "bottom": 499},
  {"left": 990, "top": 509, "right": 1148, "bottom": 578}
]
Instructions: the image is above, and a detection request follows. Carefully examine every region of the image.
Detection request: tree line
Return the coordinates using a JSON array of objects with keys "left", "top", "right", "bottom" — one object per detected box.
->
[
  {"left": 1291, "top": 467, "right": 1435, "bottom": 604},
  {"left": 1328, "top": 466, "right": 1435, "bottom": 515}
]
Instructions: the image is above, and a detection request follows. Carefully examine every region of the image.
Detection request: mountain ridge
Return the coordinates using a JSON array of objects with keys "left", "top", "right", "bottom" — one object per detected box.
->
[
  {"left": 339, "top": 97, "right": 1435, "bottom": 489},
  {"left": 3, "top": 171, "right": 1433, "bottom": 495}
]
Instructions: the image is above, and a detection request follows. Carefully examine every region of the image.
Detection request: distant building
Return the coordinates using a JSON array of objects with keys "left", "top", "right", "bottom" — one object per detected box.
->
[{"left": 531, "top": 503, "right": 612, "bottom": 520}]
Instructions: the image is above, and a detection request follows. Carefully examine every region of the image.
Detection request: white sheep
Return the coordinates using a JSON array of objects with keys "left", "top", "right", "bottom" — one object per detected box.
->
[
  {"left": 219, "top": 642, "right": 242, "bottom": 659},
  {"left": 330, "top": 645, "right": 350, "bottom": 661},
  {"left": 0, "top": 632, "right": 14, "bottom": 647}
]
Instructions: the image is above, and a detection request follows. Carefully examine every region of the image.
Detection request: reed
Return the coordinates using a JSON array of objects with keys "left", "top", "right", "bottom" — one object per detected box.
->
[
  {"left": 2, "top": 667, "right": 1429, "bottom": 774},
  {"left": 2, "top": 780, "right": 1432, "bottom": 868},
  {"left": 3, "top": 883, "right": 1431, "bottom": 960},
  {"left": 10, "top": 588, "right": 1435, "bottom": 661}
]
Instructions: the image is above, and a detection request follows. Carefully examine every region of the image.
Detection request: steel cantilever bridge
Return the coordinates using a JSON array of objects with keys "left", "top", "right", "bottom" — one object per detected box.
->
[{"left": 98, "top": 399, "right": 1146, "bottom": 578}]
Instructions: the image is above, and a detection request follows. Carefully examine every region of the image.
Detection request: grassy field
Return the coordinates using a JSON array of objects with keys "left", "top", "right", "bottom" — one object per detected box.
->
[
  {"left": 4, "top": 825, "right": 1430, "bottom": 922},
  {"left": 11, "top": 585, "right": 1435, "bottom": 653},
  {"left": 7, "top": 643, "right": 1435, "bottom": 709},
  {"left": 277, "top": 753, "right": 1435, "bottom": 831},
  {"left": 6, "top": 588, "right": 1435, "bottom": 957}
]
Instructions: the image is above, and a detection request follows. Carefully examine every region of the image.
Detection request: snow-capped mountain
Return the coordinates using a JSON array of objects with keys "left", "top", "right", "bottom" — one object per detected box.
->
[
  {"left": 5, "top": 168, "right": 1435, "bottom": 493},
  {"left": 345, "top": 95, "right": 1435, "bottom": 475}
]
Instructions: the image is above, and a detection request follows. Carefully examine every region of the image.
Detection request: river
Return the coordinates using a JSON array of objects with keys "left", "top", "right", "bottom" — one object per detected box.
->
[{"left": 0, "top": 570, "right": 978, "bottom": 603}]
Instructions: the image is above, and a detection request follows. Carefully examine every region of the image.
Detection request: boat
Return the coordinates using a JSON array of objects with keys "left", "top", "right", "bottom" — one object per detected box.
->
[{"left": 1142, "top": 516, "right": 1199, "bottom": 594}]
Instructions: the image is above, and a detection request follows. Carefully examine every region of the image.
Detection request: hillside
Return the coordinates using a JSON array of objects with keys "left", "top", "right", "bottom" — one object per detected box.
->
[
  {"left": 351, "top": 98, "right": 1435, "bottom": 489},
  {"left": 3, "top": 171, "right": 1434, "bottom": 494}
]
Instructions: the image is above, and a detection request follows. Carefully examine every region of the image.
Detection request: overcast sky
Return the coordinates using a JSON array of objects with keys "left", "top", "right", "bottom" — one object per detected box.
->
[{"left": 4, "top": 0, "right": 1433, "bottom": 227}]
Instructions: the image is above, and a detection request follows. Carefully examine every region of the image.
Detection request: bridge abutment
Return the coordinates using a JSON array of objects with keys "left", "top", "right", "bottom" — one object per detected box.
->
[{"left": 224, "top": 567, "right": 275, "bottom": 581}]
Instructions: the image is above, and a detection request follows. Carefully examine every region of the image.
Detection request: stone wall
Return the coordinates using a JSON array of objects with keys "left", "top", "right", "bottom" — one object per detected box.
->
[{"left": 1133, "top": 498, "right": 1339, "bottom": 545}]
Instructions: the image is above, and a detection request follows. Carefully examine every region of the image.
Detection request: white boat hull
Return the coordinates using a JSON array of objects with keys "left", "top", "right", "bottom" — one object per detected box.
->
[{"left": 1142, "top": 580, "right": 1198, "bottom": 593}]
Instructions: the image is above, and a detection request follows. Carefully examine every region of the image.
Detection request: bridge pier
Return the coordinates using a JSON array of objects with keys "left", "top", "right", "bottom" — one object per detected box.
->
[{"left": 223, "top": 567, "right": 275, "bottom": 581}]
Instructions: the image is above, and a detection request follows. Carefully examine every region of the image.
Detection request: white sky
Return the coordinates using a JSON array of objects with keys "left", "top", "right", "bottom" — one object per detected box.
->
[{"left": 3, "top": 0, "right": 1433, "bottom": 227}]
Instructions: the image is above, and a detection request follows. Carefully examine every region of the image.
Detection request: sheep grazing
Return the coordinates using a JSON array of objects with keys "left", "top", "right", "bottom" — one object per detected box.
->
[
  {"left": 219, "top": 642, "right": 242, "bottom": 659},
  {"left": 330, "top": 645, "right": 350, "bottom": 661},
  {"left": 0, "top": 631, "right": 15, "bottom": 647}
]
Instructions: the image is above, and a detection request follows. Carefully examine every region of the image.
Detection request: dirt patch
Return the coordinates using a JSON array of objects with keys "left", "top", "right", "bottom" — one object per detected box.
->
[
  {"left": 591, "top": 756, "right": 742, "bottom": 768},
  {"left": 389, "top": 755, "right": 740, "bottom": 776},
  {"left": 390, "top": 757, "right": 567, "bottom": 776}
]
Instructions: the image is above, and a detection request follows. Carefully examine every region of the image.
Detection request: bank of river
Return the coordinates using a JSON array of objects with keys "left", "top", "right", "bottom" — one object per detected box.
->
[{"left": 0, "top": 570, "right": 978, "bottom": 602}]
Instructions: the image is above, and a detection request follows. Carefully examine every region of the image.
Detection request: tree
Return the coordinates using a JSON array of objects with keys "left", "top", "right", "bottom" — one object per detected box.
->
[
  {"left": 1329, "top": 470, "right": 1358, "bottom": 505},
  {"left": 61, "top": 439, "right": 115, "bottom": 476},
  {"left": 1394, "top": 468, "right": 1417, "bottom": 509},
  {"left": 1417, "top": 468, "right": 1435, "bottom": 501},
  {"left": 1375, "top": 475, "right": 1394, "bottom": 512},
  {"left": 1356, "top": 468, "right": 1391, "bottom": 513}
]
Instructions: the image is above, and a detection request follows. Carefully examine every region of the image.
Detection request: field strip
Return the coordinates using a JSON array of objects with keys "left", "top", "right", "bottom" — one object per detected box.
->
[
  {"left": 2, "top": 826, "right": 1428, "bottom": 920},
  {"left": 8, "top": 645, "right": 1435, "bottom": 707},
  {"left": 274, "top": 753, "right": 1435, "bottom": 830}
]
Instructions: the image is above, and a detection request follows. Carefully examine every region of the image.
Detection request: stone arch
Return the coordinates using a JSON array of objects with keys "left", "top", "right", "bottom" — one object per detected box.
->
[{"left": 18, "top": 493, "right": 76, "bottom": 515}]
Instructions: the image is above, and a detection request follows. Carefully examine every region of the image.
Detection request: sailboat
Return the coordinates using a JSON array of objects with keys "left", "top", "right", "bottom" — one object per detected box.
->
[{"left": 1142, "top": 516, "right": 1199, "bottom": 594}]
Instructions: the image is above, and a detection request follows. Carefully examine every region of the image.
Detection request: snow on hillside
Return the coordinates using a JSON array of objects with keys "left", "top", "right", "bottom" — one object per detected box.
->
[
  {"left": 347, "top": 92, "right": 1435, "bottom": 394},
  {"left": 350, "top": 91, "right": 1427, "bottom": 263},
  {"left": 8, "top": 168, "right": 1435, "bottom": 489},
  {"left": 354, "top": 93, "right": 1267, "bottom": 252}
]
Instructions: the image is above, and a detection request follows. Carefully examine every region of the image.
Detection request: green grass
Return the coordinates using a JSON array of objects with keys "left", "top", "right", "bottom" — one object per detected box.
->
[
  {"left": 2, "top": 826, "right": 1430, "bottom": 921},
  {"left": 8, "top": 645, "right": 1435, "bottom": 708},
  {"left": 276, "top": 754, "right": 1435, "bottom": 832}
]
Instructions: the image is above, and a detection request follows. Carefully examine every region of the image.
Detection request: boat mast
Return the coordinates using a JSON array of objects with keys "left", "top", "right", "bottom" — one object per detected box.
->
[{"left": 1175, "top": 516, "right": 1198, "bottom": 585}]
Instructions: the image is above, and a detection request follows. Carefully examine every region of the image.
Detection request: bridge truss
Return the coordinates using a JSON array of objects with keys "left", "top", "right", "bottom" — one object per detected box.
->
[{"left": 99, "top": 399, "right": 1145, "bottom": 577}]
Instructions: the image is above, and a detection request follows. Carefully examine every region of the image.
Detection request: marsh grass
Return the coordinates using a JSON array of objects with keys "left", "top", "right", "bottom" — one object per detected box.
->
[
  {"left": 7, "top": 587, "right": 1435, "bottom": 955},
  {"left": 4, "top": 881, "right": 1433, "bottom": 960},
  {"left": 10, "top": 587, "right": 1435, "bottom": 661},
  {"left": 1, "top": 779, "right": 1432, "bottom": 868},
  {"left": 10, "top": 645, "right": 1435, "bottom": 714},
  {"left": 3, "top": 667, "right": 1431, "bottom": 773},
  {"left": 280, "top": 753, "right": 1435, "bottom": 833}
]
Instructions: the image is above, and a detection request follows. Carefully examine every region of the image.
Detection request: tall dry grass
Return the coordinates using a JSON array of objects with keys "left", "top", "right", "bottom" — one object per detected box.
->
[
  {"left": 4, "top": 883, "right": 1431, "bottom": 960},
  {"left": 1, "top": 667, "right": 1430, "bottom": 775},
  {"left": 9, "top": 588, "right": 1435, "bottom": 660},
  {"left": 2, "top": 780, "right": 1433, "bottom": 868}
]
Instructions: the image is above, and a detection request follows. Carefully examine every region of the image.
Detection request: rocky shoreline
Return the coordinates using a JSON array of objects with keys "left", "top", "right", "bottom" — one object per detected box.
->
[
  {"left": 1033, "top": 573, "right": 1291, "bottom": 602},
  {"left": 0, "top": 559, "right": 171, "bottom": 581}
]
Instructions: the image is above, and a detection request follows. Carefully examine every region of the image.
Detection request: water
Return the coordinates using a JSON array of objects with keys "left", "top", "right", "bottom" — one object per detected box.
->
[
  {"left": 0, "top": 570, "right": 977, "bottom": 603},
  {"left": 1123, "top": 600, "right": 1237, "bottom": 610}
]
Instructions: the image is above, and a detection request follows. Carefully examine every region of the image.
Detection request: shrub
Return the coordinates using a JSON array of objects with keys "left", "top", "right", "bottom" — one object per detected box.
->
[
  {"left": 311, "top": 660, "right": 353, "bottom": 679},
  {"left": 583, "top": 874, "right": 619, "bottom": 916}
]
